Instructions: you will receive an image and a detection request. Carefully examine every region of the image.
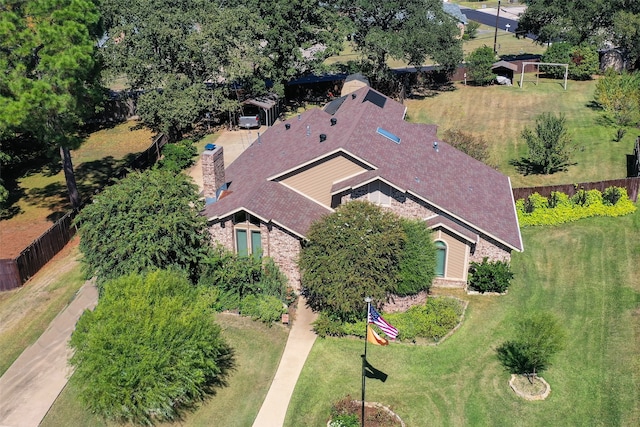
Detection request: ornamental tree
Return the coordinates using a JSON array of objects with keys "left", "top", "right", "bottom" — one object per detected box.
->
[
  {"left": 69, "top": 270, "right": 235, "bottom": 425},
  {"left": 299, "top": 201, "right": 406, "bottom": 321},
  {"left": 496, "top": 312, "right": 565, "bottom": 376},
  {"left": 75, "top": 169, "right": 210, "bottom": 286},
  {"left": 521, "top": 112, "right": 575, "bottom": 175},
  {"left": 466, "top": 46, "right": 496, "bottom": 86}
]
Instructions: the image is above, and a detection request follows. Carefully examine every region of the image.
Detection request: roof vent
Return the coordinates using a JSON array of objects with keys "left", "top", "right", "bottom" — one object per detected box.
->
[
  {"left": 330, "top": 117, "right": 337, "bottom": 126},
  {"left": 433, "top": 141, "right": 439, "bottom": 152},
  {"left": 297, "top": 114, "right": 301, "bottom": 121},
  {"left": 351, "top": 93, "right": 356, "bottom": 99},
  {"left": 257, "top": 132, "right": 262, "bottom": 144},
  {"left": 306, "top": 125, "right": 311, "bottom": 136},
  {"left": 285, "top": 123, "right": 291, "bottom": 130},
  {"left": 319, "top": 133, "right": 327, "bottom": 142}
]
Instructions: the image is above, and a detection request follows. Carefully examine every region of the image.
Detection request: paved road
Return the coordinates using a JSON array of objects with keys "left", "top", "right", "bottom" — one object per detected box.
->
[
  {"left": 0, "top": 282, "right": 98, "bottom": 427},
  {"left": 461, "top": 6, "right": 537, "bottom": 40}
]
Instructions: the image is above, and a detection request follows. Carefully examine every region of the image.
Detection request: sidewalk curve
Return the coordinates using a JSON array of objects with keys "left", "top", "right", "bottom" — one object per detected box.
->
[
  {"left": 0, "top": 281, "right": 98, "bottom": 427},
  {"left": 252, "top": 298, "right": 317, "bottom": 427}
]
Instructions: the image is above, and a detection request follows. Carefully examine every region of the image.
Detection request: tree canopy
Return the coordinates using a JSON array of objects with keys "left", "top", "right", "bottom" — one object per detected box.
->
[
  {"left": 0, "top": 0, "right": 103, "bottom": 207},
  {"left": 519, "top": 0, "right": 640, "bottom": 69},
  {"left": 299, "top": 201, "right": 406, "bottom": 321},
  {"left": 69, "top": 269, "right": 234, "bottom": 425},
  {"left": 594, "top": 70, "right": 640, "bottom": 127},
  {"left": 75, "top": 168, "right": 210, "bottom": 286},
  {"left": 335, "top": 0, "right": 463, "bottom": 80}
]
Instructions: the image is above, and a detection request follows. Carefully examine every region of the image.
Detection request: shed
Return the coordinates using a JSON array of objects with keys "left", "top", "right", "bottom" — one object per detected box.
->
[{"left": 491, "top": 60, "right": 518, "bottom": 83}]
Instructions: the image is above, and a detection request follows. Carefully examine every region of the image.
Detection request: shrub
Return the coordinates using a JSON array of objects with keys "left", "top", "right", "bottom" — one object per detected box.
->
[
  {"left": 541, "top": 42, "right": 598, "bottom": 80},
  {"left": 397, "top": 219, "right": 436, "bottom": 296},
  {"left": 385, "top": 297, "right": 464, "bottom": 341},
  {"left": 603, "top": 186, "right": 623, "bottom": 205},
  {"left": 239, "top": 294, "right": 286, "bottom": 324},
  {"left": 516, "top": 187, "right": 636, "bottom": 226},
  {"left": 466, "top": 45, "right": 497, "bottom": 86},
  {"left": 312, "top": 312, "right": 346, "bottom": 338},
  {"left": 468, "top": 258, "right": 513, "bottom": 293},
  {"left": 158, "top": 139, "right": 197, "bottom": 172}
]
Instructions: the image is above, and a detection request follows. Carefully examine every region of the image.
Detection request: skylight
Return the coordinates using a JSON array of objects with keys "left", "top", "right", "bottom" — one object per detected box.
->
[{"left": 376, "top": 127, "right": 400, "bottom": 144}]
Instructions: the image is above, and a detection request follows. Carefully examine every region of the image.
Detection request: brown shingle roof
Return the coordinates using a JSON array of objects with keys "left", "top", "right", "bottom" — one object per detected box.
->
[{"left": 203, "top": 86, "right": 523, "bottom": 251}]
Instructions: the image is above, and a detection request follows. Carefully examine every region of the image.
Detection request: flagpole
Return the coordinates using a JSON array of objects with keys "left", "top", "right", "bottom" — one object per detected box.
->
[{"left": 362, "top": 296, "right": 371, "bottom": 427}]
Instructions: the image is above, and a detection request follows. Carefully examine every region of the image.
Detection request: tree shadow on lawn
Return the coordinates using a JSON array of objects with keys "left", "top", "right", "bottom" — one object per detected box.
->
[
  {"left": 509, "top": 158, "right": 577, "bottom": 176},
  {"left": 14, "top": 154, "right": 137, "bottom": 221}
]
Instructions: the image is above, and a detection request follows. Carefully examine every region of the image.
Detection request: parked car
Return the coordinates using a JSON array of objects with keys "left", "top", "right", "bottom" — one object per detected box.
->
[{"left": 238, "top": 106, "right": 261, "bottom": 129}]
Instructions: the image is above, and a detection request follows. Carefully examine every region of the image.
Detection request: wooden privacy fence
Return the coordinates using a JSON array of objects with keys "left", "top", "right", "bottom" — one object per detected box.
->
[
  {"left": 0, "top": 133, "right": 167, "bottom": 291},
  {"left": 513, "top": 177, "right": 640, "bottom": 203},
  {"left": 0, "top": 211, "right": 77, "bottom": 291}
]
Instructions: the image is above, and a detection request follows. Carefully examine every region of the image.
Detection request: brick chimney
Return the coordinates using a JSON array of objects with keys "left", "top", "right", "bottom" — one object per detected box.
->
[{"left": 202, "top": 146, "right": 225, "bottom": 200}]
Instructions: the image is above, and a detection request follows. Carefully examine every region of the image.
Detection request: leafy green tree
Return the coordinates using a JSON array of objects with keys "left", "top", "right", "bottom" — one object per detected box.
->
[
  {"left": 612, "top": 9, "right": 640, "bottom": 69},
  {"left": 75, "top": 169, "right": 210, "bottom": 286},
  {"left": 299, "top": 201, "right": 406, "bottom": 321},
  {"left": 100, "top": 0, "right": 264, "bottom": 140},
  {"left": 335, "top": 0, "right": 463, "bottom": 80},
  {"left": 519, "top": 0, "right": 640, "bottom": 69},
  {"left": 594, "top": 70, "right": 640, "bottom": 127},
  {"left": 397, "top": 219, "right": 436, "bottom": 296},
  {"left": 466, "top": 46, "right": 496, "bottom": 86},
  {"left": 236, "top": 0, "right": 347, "bottom": 95},
  {"left": 0, "top": 0, "right": 103, "bottom": 209},
  {"left": 541, "top": 42, "right": 598, "bottom": 80},
  {"left": 69, "top": 270, "right": 235, "bottom": 425},
  {"left": 518, "top": 0, "right": 613, "bottom": 45},
  {"left": 496, "top": 312, "right": 565, "bottom": 376},
  {"left": 521, "top": 112, "right": 575, "bottom": 174}
]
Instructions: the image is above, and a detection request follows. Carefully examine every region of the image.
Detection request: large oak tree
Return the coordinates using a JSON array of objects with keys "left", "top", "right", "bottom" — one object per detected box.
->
[{"left": 335, "top": 0, "right": 463, "bottom": 79}]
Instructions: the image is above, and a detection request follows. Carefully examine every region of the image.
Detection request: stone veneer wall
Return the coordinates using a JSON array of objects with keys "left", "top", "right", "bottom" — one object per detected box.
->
[
  {"left": 208, "top": 216, "right": 302, "bottom": 291},
  {"left": 342, "top": 186, "right": 513, "bottom": 288},
  {"left": 470, "top": 236, "right": 511, "bottom": 263},
  {"left": 266, "top": 224, "right": 303, "bottom": 291},
  {"left": 208, "top": 215, "right": 234, "bottom": 249}
]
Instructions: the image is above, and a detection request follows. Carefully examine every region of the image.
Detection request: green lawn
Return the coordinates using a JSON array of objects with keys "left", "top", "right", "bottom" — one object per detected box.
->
[
  {"left": 286, "top": 212, "right": 640, "bottom": 426},
  {"left": 0, "top": 242, "right": 85, "bottom": 376},
  {"left": 40, "top": 312, "right": 288, "bottom": 427},
  {"left": 404, "top": 79, "right": 633, "bottom": 188}
]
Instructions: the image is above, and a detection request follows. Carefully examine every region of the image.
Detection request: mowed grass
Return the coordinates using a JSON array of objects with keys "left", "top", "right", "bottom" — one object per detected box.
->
[
  {"left": 0, "top": 240, "right": 85, "bottom": 376},
  {"left": 405, "top": 79, "right": 632, "bottom": 188},
  {"left": 286, "top": 212, "right": 640, "bottom": 426},
  {"left": 40, "top": 312, "right": 288, "bottom": 427},
  {"left": 0, "top": 122, "right": 154, "bottom": 257}
]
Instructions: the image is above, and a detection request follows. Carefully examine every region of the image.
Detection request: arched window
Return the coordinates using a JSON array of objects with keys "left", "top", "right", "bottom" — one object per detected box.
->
[{"left": 435, "top": 241, "right": 447, "bottom": 277}]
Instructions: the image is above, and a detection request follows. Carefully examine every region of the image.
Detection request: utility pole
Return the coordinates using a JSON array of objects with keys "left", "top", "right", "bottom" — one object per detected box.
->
[{"left": 493, "top": 0, "right": 502, "bottom": 54}]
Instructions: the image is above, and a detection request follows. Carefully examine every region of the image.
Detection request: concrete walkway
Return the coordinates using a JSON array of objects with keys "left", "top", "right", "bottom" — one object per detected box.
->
[
  {"left": 0, "top": 282, "right": 98, "bottom": 427},
  {"left": 252, "top": 299, "right": 317, "bottom": 427}
]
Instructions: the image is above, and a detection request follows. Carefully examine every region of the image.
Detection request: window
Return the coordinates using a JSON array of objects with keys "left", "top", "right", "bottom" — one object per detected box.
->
[
  {"left": 235, "top": 229, "right": 262, "bottom": 259},
  {"left": 435, "top": 241, "right": 446, "bottom": 277},
  {"left": 234, "top": 212, "right": 262, "bottom": 258},
  {"left": 368, "top": 181, "right": 391, "bottom": 206}
]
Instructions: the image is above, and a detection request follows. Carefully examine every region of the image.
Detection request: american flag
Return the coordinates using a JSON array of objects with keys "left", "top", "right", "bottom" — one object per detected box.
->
[{"left": 368, "top": 305, "right": 398, "bottom": 339}]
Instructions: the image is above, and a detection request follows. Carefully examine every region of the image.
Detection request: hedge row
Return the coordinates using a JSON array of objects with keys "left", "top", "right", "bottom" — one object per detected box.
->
[{"left": 516, "top": 187, "right": 636, "bottom": 226}]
